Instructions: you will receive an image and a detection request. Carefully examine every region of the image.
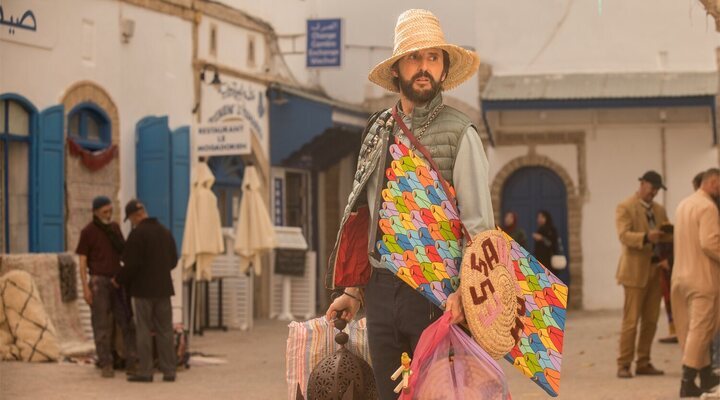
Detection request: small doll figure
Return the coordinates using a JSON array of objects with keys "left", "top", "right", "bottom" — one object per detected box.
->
[{"left": 391, "top": 352, "right": 412, "bottom": 393}]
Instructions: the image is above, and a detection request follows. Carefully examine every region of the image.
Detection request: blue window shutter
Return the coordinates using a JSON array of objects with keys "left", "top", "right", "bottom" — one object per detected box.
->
[
  {"left": 135, "top": 116, "right": 171, "bottom": 228},
  {"left": 34, "top": 105, "right": 65, "bottom": 252},
  {"left": 170, "top": 126, "right": 190, "bottom": 254}
]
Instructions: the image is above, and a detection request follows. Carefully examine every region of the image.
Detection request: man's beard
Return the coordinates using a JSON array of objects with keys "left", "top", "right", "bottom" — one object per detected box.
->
[{"left": 398, "top": 71, "right": 442, "bottom": 105}]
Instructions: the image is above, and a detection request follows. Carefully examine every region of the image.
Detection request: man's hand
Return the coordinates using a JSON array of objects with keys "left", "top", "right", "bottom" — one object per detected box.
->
[
  {"left": 325, "top": 291, "right": 361, "bottom": 322},
  {"left": 647, "top": 229, "right": 663, "bottom": 244},
  {"left": 83, "top": 285, "right": 93, "bottom": 306},
  {"left": 111, "top": 278, "right": 120, "bottom": 289},
  {"left": 532, "top": 233, "right": 543, "bottom": 241},
  {"left": 658, "top": 259, "right": 670, "bottom": 271},
  {"left": 445, "top": 292, "right": 465, "bottom": 325}
]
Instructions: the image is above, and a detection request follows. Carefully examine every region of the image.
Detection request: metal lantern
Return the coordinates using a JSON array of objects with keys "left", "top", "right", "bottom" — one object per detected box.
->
[{"left": 302, "top": 318, "right": 378, "bottom": 400}]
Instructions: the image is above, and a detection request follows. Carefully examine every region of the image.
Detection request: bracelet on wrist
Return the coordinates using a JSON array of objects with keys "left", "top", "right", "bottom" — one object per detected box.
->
[{"left": 343, "top": 291, "right": 361, "bottom": 302}]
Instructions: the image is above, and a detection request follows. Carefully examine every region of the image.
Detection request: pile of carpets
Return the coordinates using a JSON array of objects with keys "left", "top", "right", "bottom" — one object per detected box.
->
[
  {"left": 0, "top": 254, "right": 94, "bottom": 357},
  {"left": 0, "top": 269, "right": 60, "bottom": 361}
]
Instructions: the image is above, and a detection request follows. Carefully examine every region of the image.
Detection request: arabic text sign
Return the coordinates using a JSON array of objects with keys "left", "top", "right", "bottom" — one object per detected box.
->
[
  {"left": 195, "top": 122, "right": 251, "bottom": 157},
  {"left": 0, "top": 1, "right": 54, "bottom": 49},
  {"left": 306, "top": 18, "right": 341, "bottom": 68},
  {"left": 0, "top": 5, "right": 37, "bottom": 34}
]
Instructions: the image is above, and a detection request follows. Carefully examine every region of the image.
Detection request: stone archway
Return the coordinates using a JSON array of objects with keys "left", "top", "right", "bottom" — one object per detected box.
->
[
  {"left": 61, "top": 81, "right": 121, "bottom": 251},
  {"left": 492, "top": 153, "right": 584, "bottom": 309}
]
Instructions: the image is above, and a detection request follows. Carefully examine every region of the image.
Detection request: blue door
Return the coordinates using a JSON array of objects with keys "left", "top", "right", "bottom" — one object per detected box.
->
[
  {"left": 136, "top": 116, "right": 171, "bottom": 227},
  {"left": 501, "top": 167, "right": 569, "bottom": 284},
  {"left": 136, "top": 117, "right": 190, "bottom": 255},
  {"left": 171, "top": 126, "right": 190, "bottom": 253},
  {"left": 33, "top": 105, "right": 65, "bottom": 252}
]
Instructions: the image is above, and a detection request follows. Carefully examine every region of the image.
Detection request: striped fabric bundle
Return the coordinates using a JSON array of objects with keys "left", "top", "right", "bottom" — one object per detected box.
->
[{"left": 286, "top": 317, "right": 371, "bottom": 400}]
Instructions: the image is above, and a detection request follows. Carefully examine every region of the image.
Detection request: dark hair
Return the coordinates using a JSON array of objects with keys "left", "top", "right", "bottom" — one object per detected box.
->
[
  {"left": 693, "top": 172, "right": 704, "bottom": 190},
  {"left": 703, "top": 168, "right": 720, "bottom": 183},
  {"left": 391, "top": 49, "right": 451, "bottom": 90},
  {"left": 537, "top": 210, "right": 555, "bottom": 228}
]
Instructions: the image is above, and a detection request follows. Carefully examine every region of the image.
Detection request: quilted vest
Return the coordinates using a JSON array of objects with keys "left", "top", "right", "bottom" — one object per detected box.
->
[{"left": 410, "top": 94, "right": 475, "bottom": 185}]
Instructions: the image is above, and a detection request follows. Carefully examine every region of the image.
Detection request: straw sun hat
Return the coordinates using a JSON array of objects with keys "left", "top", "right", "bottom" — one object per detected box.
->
[{"left": 368, "top": 9, "right": 481, "bottom": 93}]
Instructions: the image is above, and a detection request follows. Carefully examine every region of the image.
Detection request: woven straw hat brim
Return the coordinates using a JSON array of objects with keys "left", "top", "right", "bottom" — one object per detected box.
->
[
  {"left": 368, "top": 9, "right": 480, "bottom": 93},
  {"left": 368, "top": 44, "right": 480, "bottom": 93}
]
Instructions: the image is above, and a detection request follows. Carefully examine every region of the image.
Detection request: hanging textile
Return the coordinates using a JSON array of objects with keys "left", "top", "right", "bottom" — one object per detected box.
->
[{"left": 67, "top": 138, "right": 118, "bottom": 172}]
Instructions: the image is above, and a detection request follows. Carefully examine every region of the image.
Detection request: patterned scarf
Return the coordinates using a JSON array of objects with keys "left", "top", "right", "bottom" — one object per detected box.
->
[{"left": 93, "top": 216, "right": 124, "bottom": 254}]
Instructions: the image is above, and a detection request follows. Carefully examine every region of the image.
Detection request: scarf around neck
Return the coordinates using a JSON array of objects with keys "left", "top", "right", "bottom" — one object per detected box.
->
[{"left": 93, "top": 216, "right": 124, "bottom": 254}]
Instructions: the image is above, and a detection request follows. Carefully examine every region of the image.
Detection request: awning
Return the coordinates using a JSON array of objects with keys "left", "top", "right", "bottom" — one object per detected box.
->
[
  {"left": 481, "top": 71, "right": 718, "bottom": 145},
  {"left": 269, "top": 85, "right": 368, "bottom": 166},
  {"left": 281, "top": 126, "right": 362, "bottom": 171}
]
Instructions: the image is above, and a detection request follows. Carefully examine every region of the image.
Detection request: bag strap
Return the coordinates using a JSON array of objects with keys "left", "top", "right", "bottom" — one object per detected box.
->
[
  {"left": 557, "top": 236, "right": 565, "bottom": 254},
  {"left": 391, "top": 105, "right": 472, "bottom": 243}
]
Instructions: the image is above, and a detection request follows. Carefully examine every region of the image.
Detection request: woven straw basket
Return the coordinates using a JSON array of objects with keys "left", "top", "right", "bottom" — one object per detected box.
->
[{"left": 459, "top": 232, "right": 522, "bottom": 359}]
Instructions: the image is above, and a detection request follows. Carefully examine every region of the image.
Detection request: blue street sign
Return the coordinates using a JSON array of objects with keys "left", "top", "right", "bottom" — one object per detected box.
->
[{"left": 307, "top": 18, "right": 342, "bottom": 68}]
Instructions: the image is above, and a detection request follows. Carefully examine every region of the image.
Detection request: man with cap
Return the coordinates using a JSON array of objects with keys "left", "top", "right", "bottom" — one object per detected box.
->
[
  {"left": 115, "top": 199, "right": 178, "bottom": 382},
  {"left": 323, "top": 9, "right": 494, "bottom": 399},
  {"left": 76, "top": 196, "right": 137, "bottom": 378},
  {"left": 671, "top": 168, "right": 720, "bottom": 397},
  {"left": 615, "top": 171, "right": 672, "bottom": 379}
]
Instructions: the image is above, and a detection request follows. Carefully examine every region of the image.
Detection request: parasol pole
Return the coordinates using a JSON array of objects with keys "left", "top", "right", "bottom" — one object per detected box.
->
[
  {"left": 278, "top": 275, "right": 294, "bottom": 321},
  {"left": 188, "top": 276, "right": 196, "bottom": 339}
]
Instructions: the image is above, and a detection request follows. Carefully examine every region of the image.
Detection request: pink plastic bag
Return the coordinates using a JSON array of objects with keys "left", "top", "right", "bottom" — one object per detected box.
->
[{"left": 400, "top": 313, "right": 511, "bottom": 400}]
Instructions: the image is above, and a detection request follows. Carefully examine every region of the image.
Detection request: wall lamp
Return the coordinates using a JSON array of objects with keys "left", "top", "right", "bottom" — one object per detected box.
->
[{"left": 200, "top": 64, "right": 222, "bottom": 88}]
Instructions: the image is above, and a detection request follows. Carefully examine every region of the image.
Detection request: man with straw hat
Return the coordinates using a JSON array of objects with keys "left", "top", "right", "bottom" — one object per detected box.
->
[{"left": 325, "top": 9, "right": 494, "bottom": 399}]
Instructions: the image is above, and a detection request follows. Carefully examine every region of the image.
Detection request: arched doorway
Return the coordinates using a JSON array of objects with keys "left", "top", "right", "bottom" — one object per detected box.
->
[{"left": 501, "top": 166, "right": 570, "bottom": 284}]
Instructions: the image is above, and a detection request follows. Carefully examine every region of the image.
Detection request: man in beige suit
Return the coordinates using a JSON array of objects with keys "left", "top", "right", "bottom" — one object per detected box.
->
[
  {"left": 671, "top": 168, "right": 720, "bottom": 397},
  {"left": 616, "top": 171, "right": 671, "bottom": 379}
]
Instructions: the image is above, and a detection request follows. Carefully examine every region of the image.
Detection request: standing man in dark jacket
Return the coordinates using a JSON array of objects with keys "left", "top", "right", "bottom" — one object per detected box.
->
[
  {"left": 76, "top": 196, "right": 137, "bottom": 378},
  {"left": 115, "top": 199, "right": 178, "bottom": 382}
]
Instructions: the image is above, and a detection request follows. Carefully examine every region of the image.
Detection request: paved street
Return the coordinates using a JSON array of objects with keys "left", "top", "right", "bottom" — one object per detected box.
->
[{"left": 0, "top": 309, "right": 686, "bottom": 399}]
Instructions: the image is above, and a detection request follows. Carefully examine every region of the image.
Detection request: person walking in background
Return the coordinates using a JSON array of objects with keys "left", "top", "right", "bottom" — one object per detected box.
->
[
  {"left": 533, "top": 210, "right": 559, "bottom": 274},
  {"left": 503, "top": 211, "right": 528, "bottom": 249},
  {"left": 76, "top": 196, "right": 136, "bottom": 378},
  {"left": 691, "top": 170, "right": 720, "bottom": 373},
  {"left": 671, "top": 168, "right": 720, "bottom": 397},
  {"left": 115, "top": 199, "right": 178, "bottom": 383},
  {"left": 615, "top": 170, "right": 671, "bottom": 379}
]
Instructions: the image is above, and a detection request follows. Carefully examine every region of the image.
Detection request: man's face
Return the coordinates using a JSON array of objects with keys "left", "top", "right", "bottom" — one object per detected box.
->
[
  {"left": 94, "top": 204, "right": 113, "bottom": 224},
  {"left": 503, "top": 213, "right": 515, "bottom": 227},
  {"left": 638, "top": 181, "right": 660, "bottom": 203},
  {"left": 128, "top": 207, "right": 146, "bottom": 228},
  {"left": 705, "top": 174, "right": 720, "bottom": 198},
  {"left": 393, "top": 48, "right": 446, "bottom": 105}
]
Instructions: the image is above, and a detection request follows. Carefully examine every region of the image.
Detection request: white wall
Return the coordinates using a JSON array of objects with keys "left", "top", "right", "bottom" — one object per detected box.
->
[
  {"left": 229, "top": 0, "right": 720, "bottom": 109},
  {"left": 229, "top": 0, "right": 480, "bottom": 107},
  {"left": 486, "top": 107, "right": 718, "bottom": 310},
  {"left": 197, "top": 15, "right": 268, "bottom": 78},
  {"left": 665, "top": 126, "right": 718, "bottom": 218},
  {"left": 476, "top": 0, "right": 720, "bottom": 75},
  {"left": 0, "top": 0, "right": 194, "bottom": 217},
  {"left": 487, "top": 144, "right": 579, "bottom": 196},
  {"left": 197, "top": 16, "right": 271, "bottom": 155},
  {"left": 581, "top": 126, "right": 661, "bottom": 309},
  {"left": 1, "top": 0, "right": 194, "bottom": 323}
]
